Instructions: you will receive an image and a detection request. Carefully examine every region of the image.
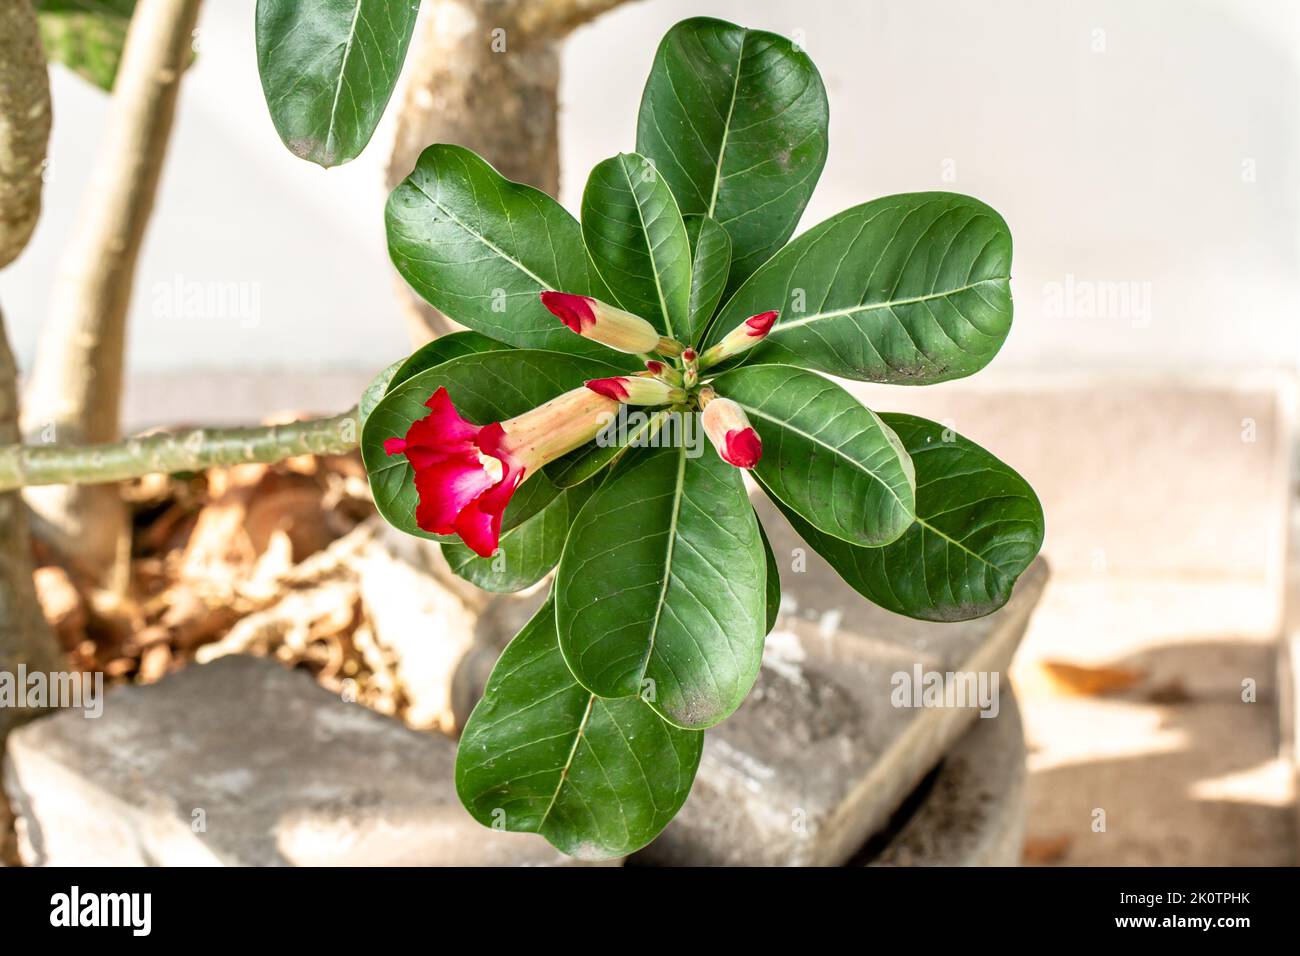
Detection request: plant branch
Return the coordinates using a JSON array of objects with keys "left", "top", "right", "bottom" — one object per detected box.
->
[
  {"left": 0, "top": 1, "right": 63, "bottom": 775},
  {"left": 21, "top": 0, "right": 202, "bottom": 576},
  {"left": 0, "top": 0, "right": 52, "bottom": 269},
  {"left": 387, "top": 0, "right": 637, "bottom": 346},
  {"left": 518, "top": 0, "right": 639, "bottom": 37},
  {"left": 0, "top": 410, "right": 360, "bottom": 494}
]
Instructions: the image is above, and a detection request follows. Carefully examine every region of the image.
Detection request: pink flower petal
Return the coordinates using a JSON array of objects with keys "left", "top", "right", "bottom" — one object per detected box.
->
[
  {"left": 585, "top": 377, "right": 630, "bottom": 401},
  {"left": 723, "top": 427, "right": 762, "bottom": 469},
  {"left": 540, "top": 292, "right": 595, "bottom": 334},
  {"left": 453, "top": 468, "right": 524, "bottom": 558},
  {"left": 744, "top": 310, "right": 779, "bottom": 337},
  {"left": 412, "top": 453, "right": 498, "bottom": 535}
]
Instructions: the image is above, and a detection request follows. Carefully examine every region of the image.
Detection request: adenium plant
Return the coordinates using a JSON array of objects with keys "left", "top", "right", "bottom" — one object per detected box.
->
[{"left": 358, "top": 16, "right": 1045, "bottom": 859}]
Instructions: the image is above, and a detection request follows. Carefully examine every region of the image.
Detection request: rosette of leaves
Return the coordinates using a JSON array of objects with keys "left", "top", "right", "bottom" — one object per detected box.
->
[{"left": 360, "top": 16, "right": 1044, "bottom": 859}]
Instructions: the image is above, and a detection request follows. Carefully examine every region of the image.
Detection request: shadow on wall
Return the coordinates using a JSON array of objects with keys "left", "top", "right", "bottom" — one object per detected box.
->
[{"left": 1023, "top": 638, "right": 1295, "bottom": 867}]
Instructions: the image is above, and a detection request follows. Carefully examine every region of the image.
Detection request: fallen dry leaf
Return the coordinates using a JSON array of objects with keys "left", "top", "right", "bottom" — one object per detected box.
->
[
  {"left": 32, "top": 565, "right": 87, "bottom": 650},
  {"left": 1036, "top": 660, "right": 1145, "bottom": 697},
  {"left": 1022, "top": 833, "right": 1073, "bottom": 864}
]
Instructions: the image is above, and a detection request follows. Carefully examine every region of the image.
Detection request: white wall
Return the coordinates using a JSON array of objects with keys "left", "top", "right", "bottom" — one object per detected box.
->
[{"left": 2, "top": 0, "right": 1298, "bottom": 378}]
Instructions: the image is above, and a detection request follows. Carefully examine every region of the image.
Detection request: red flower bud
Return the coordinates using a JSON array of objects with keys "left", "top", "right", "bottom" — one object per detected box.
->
[
  {"left": 585, "top": 375, "right": 685, "bottom": 405},
  {"left": 700, "top": 310, "right": 780, "bottom": 369},
  {"left": 540, "top": 291, "right": 661, "bottom": 354},
  {"left": 701, "top": 395, "right": 762, "bottom": 469}
]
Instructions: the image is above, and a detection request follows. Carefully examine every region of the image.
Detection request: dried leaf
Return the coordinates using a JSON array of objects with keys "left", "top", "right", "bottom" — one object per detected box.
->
[
  {"left": 1036, "top": 660, "right": 1145, "bottom": 697},
  {"left": 1022, "top": 834, "right": 1073, "bottom": 864}
]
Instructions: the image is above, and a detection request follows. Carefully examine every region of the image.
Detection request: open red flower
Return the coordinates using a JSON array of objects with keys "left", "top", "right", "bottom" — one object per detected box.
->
[{"left": 385, "top": 385, "right": 618, "bottom": 557}]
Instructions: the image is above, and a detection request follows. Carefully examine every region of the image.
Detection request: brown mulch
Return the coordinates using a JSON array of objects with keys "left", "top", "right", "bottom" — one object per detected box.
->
[{"left": 29, "top": 444, "right": 409, "bottom": 719}]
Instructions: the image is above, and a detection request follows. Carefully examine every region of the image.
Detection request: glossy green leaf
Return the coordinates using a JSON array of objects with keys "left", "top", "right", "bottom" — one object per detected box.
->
[
  {"left": 636, "top": 17, "right": 828, "bottom": 295},
  {"left": 762, "top": 414, "right": 1044, "bottom": 622},
  {"left": 358, "top": 358, "right": 403, "bottom": 431},
  {"left": 36, "top": 0, "right": 136, "bottom": 92},
  {"left": 712, "top": 365, "right": 916, "bottom": 547},
  {"left": 255, "top": 0, "right": 419, "bottom": 167},
  {"left": 361, "top": 349, "right": 622, "bottom": 541},
  {"left": 442, "top": 481, "right": 597, "bottom": 593},
  {"left": 556, "top": 438, "right": 767, "bottom": 730},
  {"left": 456, "top": 596, "right": 703, "bottom": 860},
  {"left": 581, "top": 153, "right": 692, "bottom": 340},
  {"left": 707, "top": 193, "right": 1014, "bottom": 384},
  {"left": 389, "top": 331, "right": 510, "bottom": 391},
  {"left": 757, "top": 516, "right": 781, "bottom": 635},
  {"left": 682, "top": 214, "right": 732, "bottom": 345},
  {"left": 387, "top": 145, "right": 631, "bottom": 362},
  {"left": 358, "top": 332, "right": 510, "bottom": 432}
]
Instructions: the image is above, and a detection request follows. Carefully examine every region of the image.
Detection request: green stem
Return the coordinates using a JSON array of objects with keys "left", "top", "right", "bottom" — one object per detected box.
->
[{"left": 0, "top": 409, "right": 359, "bottom": 493}]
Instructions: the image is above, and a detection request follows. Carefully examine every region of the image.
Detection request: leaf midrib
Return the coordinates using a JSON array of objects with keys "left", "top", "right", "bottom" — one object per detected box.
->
[
  {"left": 537, "top": 692, "right": 596, "bottom": 830},
  {"left": 323, "top": 0, "right": 364, "bottom": 159},
  {"left": 768, "top": 278, "right": 1005, "bottom": 336},
  {"left": 406, "top": 177, "right": 551, "bottom": 289},
  {"left": 640, "top": 444, "right": 687, "bottom": 684},
  {"left": 619, "top": 155, "right": 677, "bottom": 340},
  {"left": 706, "top": 30, "right": 747, "bottom": 218},
  {"left": 734, "top": 400, "right": 913, "bottom": 515}
]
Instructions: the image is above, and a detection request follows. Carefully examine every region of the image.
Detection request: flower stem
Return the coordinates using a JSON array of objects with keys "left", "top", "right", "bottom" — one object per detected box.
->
[{"left": 654, "top": 336, "right": 684, "bottom": 358}]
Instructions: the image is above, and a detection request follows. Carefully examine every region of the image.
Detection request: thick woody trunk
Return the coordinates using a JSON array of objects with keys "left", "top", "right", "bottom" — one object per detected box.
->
[
  {"left": 387, "top": 0, "right": 634, "bottom": 345},
  {"left": 0, "top": 0, "right": 64, "bottom": 865},
  {"left": 21, "top": 0, "right": 202, "bottom": 582},
  {"left": 0, "top": 304, "right": 60, "bottom": 741}
]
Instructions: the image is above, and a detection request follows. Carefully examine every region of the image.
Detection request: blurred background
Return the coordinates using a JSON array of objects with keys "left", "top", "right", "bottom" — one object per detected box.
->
[{"left": 1, "top": 0, "right": 1296, "bottom": 866}]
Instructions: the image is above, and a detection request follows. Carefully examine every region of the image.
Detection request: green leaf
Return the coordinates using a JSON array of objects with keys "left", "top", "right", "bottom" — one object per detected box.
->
[
  {"left": 387, "top": 144, "right": 631, "bottom": 362},
  {"left": 682, "top": 214, "right": 732, "bottom": 345},
  {"left": 358, "top": 358, "right": 403, "bottom": 431},
  {"left": 456, "top": 596, "right": 703, "bottom": 860},
  {"left": 757, "top": 516, "right": 781, "bottom": 635},
  {"left": 361, "top": 349, "right": 623, "bottom": 541},
  {"left": 581, "top": 153, "right": 692, "bottom": 340},
  {"left": 712, "top": 364, "right": 916, "bottom": 547},
  {"left": 442, "top": 481, "right": 597, "bottom": 593},
  {"left": 762, "top": 414, "right": 1044, "bottom": 622},
  {"left": 358, "top": 331, "right": 510, "bottom": 432},
  {"left": 707, "top": 193, "right": 1014, "bottom": 384},
  {"left": 36, "top": 0, "right": 136, "bottom": 93},
  {"left": 636, "top": 17, "right": 828, "bottom": 295},
  {"left": 556, "top": 438, "right": 767, "bottom": 730},
  {"left": 255, "top": 0, "right": 419, "bottom": 168},
  {"left": 388, "top": 331, "right": 510, "bottom": 392}
]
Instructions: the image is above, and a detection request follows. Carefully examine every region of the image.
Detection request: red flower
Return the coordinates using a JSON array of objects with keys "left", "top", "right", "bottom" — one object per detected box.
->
[
  {"left": 385, "top": 385, "right": 619, "bottom": 557},
  {"left": 383, "top": 388, "right": 522, "bottom": 558}
]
